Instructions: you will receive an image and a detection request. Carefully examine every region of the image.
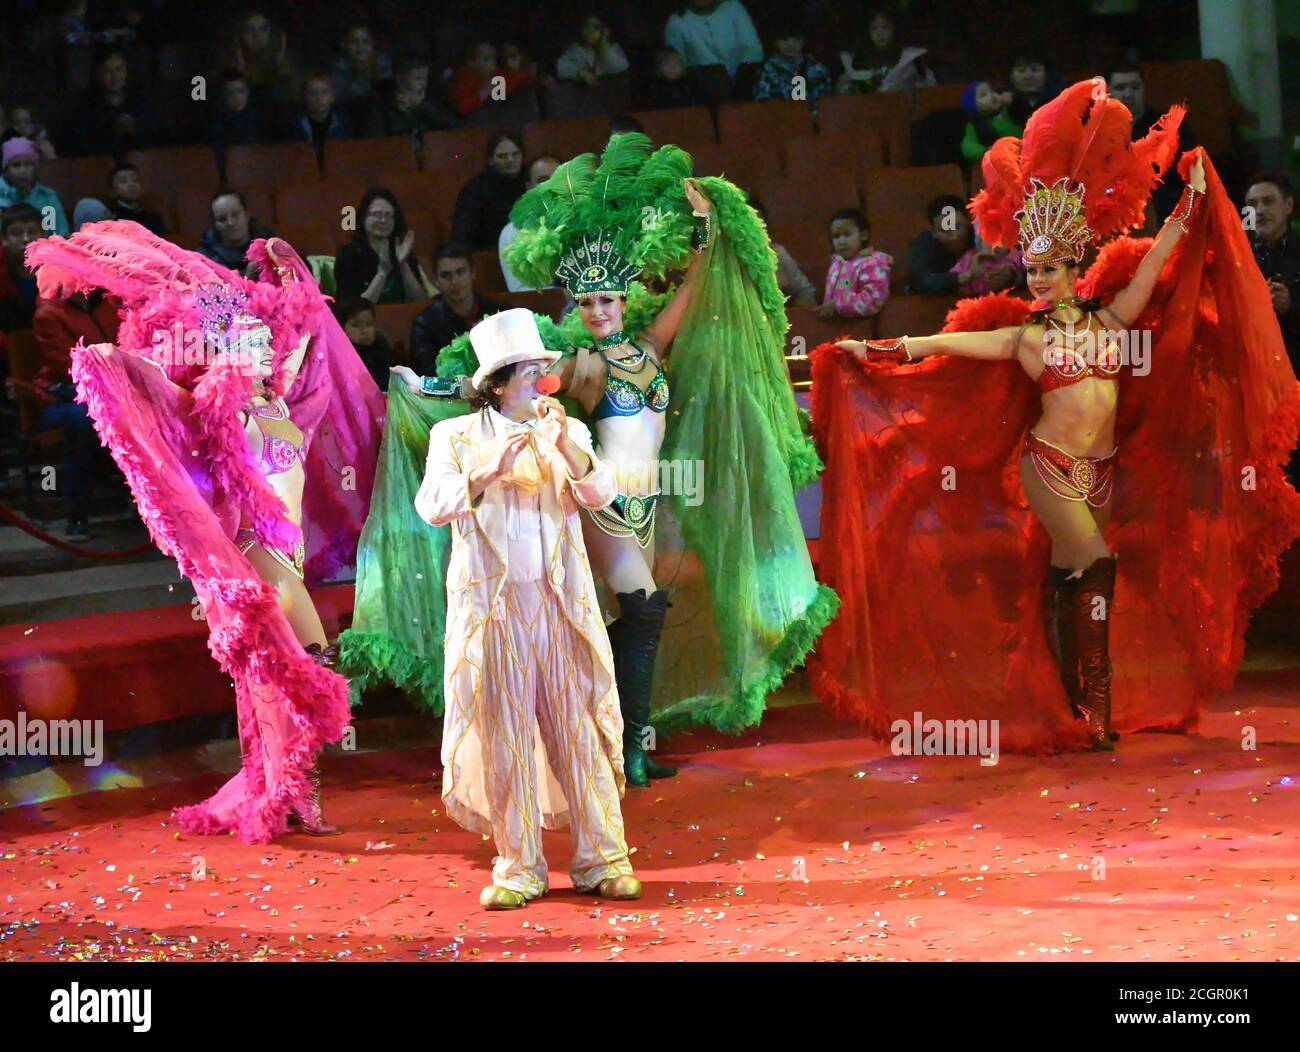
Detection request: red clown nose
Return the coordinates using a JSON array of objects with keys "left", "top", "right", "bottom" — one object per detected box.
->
[{"left": 536, "top": 373, "right": 561, "bottom": 396}]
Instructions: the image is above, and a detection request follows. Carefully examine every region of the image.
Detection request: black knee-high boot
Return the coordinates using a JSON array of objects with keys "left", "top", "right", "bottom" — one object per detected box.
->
[
  {"left": 1073, "top": 556, "right": 1118, "bottom": 752},
  {"left": 1042, "top": 566, "right": 1082, "bottom": 718},
  {"left": 612, "top": 589, "right": 677, "bottom": 786}
]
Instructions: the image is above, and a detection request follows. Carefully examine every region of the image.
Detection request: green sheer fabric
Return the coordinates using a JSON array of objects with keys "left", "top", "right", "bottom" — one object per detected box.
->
[
  {"left": 651, "top": 178, "right": 838, "bottom": 733},
  {"left": 337, "top": 382, "right": 469, "bottom": 712}
]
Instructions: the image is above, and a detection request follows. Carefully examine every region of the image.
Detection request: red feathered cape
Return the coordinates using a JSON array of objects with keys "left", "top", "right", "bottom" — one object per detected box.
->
[{"left": 809, "top": 151, "right": 1300, "bottom": 753}]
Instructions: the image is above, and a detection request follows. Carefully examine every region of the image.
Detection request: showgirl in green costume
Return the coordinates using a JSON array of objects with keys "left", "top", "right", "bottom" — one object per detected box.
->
[{"left": 339, "top": 134, "right": 838, "bottom": 782}]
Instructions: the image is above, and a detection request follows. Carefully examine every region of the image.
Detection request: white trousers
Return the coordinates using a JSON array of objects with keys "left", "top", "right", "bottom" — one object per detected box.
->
[{"left": 479, "top": 580, "right": 632, "bottom": 896}]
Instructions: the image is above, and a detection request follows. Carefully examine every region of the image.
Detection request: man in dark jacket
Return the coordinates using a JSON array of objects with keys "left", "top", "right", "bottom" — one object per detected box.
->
[
  {"left": 1107, "top": 65, "right": 1198, "bottom": 223},
  {"left": 1245, "top": 171, "right": 1300, "bottom": 482},
  {"left": 410, "top": 243, "right": 501, "bottom": 375}
]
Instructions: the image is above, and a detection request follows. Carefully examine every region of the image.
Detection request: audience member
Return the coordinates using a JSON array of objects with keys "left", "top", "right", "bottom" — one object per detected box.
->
[
  {"left": 750, "top": 196, "right": 817, "bottom": 306},
  {"left": 363, "top": 53, "right": 452, "bottom": 137},
  {"left": 500, "top": 38, "right": 540, "bottom": 85},
  {"left": 906, "top": 193, "right": 975, "bottom": 294},
  {"left": 500, "top": 154, "right": 561, "bottom": 291},
  {"left": 1246, "top": 172, "right": 1300, "bottom": 366},
  {"left": 640, "top": 47, "right": 709, "bottom": 110},
  {"left": 960, "top": 81, "right": 1020, "bottom": 165},
  {"left": 664, "top": 0, "right": 763, "bottom": 80},
  {"left": 334, "top": 296, "right": 393, "bottom": 392},
  {"left": 448, "top": 39, "right": 533, "bottom": 118},
  {"left": 1, "top": 102, "right": 58, "bottom": 159},
  {"left": 410, "top": 242, "right": 503, "bottom": 375},
  {"left": 334, "top": 188, "right": 431, "bottom": 305},
  {"left": 1007, "top": 50, "right": 1059, "bottom": 126},
  {"left": 30, "top": 288, "right": 121, "bottom": 539},
  {"left": 209, "top": 70, "right": 272, "bottom": 163},
  {"left": 331, "top": 23, "right": 393, "bottom": 109},
  {"left": 819, "top": 207, "right": 891, "bottom": 319},
  {"left": 753, "top": 20, "right": 833, "bottom": 105},
  {"left": 288, "top": 70, "right": 351, "bottom": 158},
  {"left": 65, "top": 49, "right": 163, "bottom": 158},
  {"left": 1107, "top": 64, "right": 1198, "bottom": 222},
  {"left": 451, "top": 130, "right": 527, "bottom": 252},
  {"left": 0, "top": 139, "right": 69, "bottom": 237},
  {"left": 198, "top": 188, "right": 273, "bottom": 276},
  {"left": 557, "top": 15, "right": 630, "bottom": 84},
  {"left": 836, "top": 9, "right": 935, "bottom": 96},
  {"left": 73, "top": 162, "right": 167, "bottom": 235},
  {"left": 225, "top": 9, "right": 301, "bottom": 105},
  {"left": 0, "top": 203, "right": 44, "bottom": 333},
  {"left": 1246, "top": 171, "right": 1300, "bottom": 480}
]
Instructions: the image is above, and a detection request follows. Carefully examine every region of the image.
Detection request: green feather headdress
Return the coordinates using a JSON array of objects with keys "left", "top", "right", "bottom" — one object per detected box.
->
[{"left": 504, "top": 133, "right": 697, "bottom": 295}]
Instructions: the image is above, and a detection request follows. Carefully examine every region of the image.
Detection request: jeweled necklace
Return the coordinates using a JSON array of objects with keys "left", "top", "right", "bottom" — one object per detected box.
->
[
  {"left": 596, "top": 331, "right": 630, "bottom": 350},
  {"left": 600, "top": 332, "right": 648, "bottom": 372}
]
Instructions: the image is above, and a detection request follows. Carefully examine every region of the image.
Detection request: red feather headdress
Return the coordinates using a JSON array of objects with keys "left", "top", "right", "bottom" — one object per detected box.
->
[{"left": 971, "top": 79, "right": 1185, "bottom": 262}]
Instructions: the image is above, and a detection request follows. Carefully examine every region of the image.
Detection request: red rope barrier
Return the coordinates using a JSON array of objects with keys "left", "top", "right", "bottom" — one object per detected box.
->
[{"left": 0, "top": 502, "right": 155, "bottom": 559}]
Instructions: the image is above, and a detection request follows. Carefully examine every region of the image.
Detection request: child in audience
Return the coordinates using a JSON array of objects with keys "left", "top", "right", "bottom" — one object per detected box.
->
[
  {"left": 209, "top": 70, "right": 271, "bottom": 163},
  {"left": 753, "top": 21, "right": 832, "bottom": 105},
  {"left": 960, "top": 80, "right": 1021, "bottom": 164},
  {"left": 818, "top": 207, "right": 891, "bottom": 319},
  {"left": 106, "top": 163, "right": 167, "bottom": 234},
  {"left": 641, "top": 47, "right": 708, "bottom": 110},
  {"left": 332, "top": 22, "right": 392, "bottom": 107},
  {"left": 72, "top": 162, "right": 167, "bottom": 235},
  {"left": 448, "top": 39, "right": 531, "bottom": 117},
  {"left": 1, "top": 102, "right": 57, "bottom": 158},
  {"left": 334, "top": 296, "right": 393, "bottom": 391},
  {"left": 556, "top": 15, "right": 630, "bottom": 84},
  {"left": 0, "top": 138, "right": 69, "bottom": 237}
]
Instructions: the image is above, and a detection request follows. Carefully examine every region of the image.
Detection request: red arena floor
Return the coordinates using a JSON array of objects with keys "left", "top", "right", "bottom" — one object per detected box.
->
[{"left": 3, "top": 669, "right": 1299, "bottom": 963}]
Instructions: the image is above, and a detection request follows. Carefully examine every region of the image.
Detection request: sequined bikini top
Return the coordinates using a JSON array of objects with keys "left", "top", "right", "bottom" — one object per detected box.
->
[
  {"left": 250, "top": 398, "right": 306, "bottom": 475},
  {"left": 590, "top": 343, "right": 670, "bottom": 421},
  {"left": 1036, "top": 312, "right": 1123, "bottom": 393}
]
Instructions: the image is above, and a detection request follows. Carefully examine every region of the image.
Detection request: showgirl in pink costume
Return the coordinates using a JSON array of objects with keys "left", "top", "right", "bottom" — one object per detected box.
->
[{"left": 26, "top": 221, "right": 385, "bottom": 843}]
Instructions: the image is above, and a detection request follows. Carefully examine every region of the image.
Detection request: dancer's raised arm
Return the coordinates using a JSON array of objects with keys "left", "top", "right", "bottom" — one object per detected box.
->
[
  {"left": 640, "top": 179, "right": 713, "bottom": 355},
  {"left": 1105, "top": 153, "right": 1206, "bottom": 326}
]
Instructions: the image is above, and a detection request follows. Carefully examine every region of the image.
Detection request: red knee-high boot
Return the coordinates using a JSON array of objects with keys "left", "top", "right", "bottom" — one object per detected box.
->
[
  {"left": 1042, "top": 565, "right": 1082, "bottom": 718},
  {"left": 1073, "top": 556, "right": 1117, "bottom": 752}
]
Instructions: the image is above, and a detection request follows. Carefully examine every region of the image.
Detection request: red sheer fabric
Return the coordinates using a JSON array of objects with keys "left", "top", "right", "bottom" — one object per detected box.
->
[{"left": 809, "top": 152, "right": 1300, "bottom": 753}]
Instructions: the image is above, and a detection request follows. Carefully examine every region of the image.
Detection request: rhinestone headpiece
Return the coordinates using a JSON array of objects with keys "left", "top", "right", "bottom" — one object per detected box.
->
[
  {"left": 1015, "top": 177, "right": 1094, "bottom": 265},
  {"left": 553, "top": 231, "right": 641, "bottom": 296},
  {"left": 195, "top": 283, "right": 271, "bottom": 352}
]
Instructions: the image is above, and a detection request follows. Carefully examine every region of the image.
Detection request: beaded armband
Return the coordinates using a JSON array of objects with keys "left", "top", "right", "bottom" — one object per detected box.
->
[
  {"left": 420, "top": 374, "right": 461, "bottom": 397},
  {"left": 691, "top": 210, "right": 713, "bottom": 253},
  {"left": 1168, "top": 184, "right": 1203, "bottom": 233},
  {"left": 864, "top": 337, "right": 913, "bottom": 363}
]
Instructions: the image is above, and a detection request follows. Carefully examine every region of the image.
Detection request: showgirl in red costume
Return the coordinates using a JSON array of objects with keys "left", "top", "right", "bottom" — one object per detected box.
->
[{"left": 814, "top": 80, "right": 1300, "bottom": 753}]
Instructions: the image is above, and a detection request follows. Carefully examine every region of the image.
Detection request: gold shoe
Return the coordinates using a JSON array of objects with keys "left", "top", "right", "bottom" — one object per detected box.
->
[
  {"left": 596, "top": 874, "right": 642, "bottom": 900},
  {"left": 480, "top": 885, "right": 527, "bottom": 910}
]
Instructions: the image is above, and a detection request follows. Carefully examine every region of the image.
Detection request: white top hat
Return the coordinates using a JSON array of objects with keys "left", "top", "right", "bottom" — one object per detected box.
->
[{"left": 469, "top": 308, "right": 562, "bottom": 389}]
